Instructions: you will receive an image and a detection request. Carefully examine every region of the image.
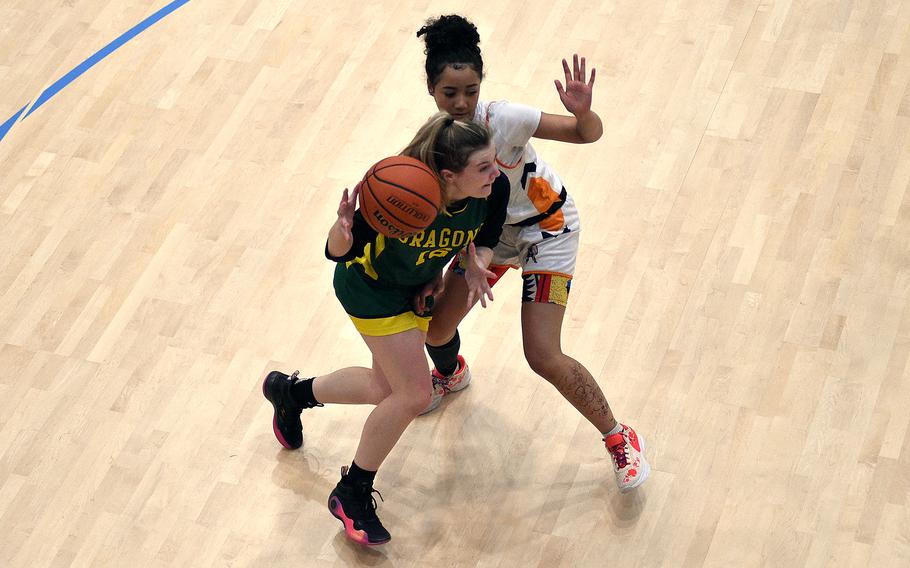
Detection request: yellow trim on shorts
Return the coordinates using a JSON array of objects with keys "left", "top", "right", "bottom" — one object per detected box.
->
[{"left": 349, "top": 312, "right": 431, "bottom": 336}]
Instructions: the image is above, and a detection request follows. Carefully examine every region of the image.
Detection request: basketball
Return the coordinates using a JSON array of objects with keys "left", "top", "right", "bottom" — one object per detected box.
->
[{"left": 358, "top": 156, "right": 442, "bottom": 239}]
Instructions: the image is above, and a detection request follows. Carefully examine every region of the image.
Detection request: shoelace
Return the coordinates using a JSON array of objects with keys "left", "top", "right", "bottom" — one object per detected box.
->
[
  {"left": 286, "top": 371, "right": 324, "bottom": 410},
  {"left": 607, "top": 440, "right": 629, "bottom": 469},
  {"left": 358, "top": 488, "right": 384, "bottom": 522},
  {"left": 339, "top": 467, "right": 384, "bottom": 521},
  {"left": 432, "top": 375, "right": 451, "bottom": 392},
  {"left": 431, "top": 362, "right": 462, "bottom": 393}
]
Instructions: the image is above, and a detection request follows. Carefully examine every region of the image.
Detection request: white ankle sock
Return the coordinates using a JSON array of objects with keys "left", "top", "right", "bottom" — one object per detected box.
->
[{"left": 604, "top": 423, "right": 623, "bottom": 437}]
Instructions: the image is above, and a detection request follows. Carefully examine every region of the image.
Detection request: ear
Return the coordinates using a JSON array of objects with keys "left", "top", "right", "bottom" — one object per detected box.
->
[
  {"left": 427, "top": 79, "right": 435, "bottom": 96},
  {"left": 439, "top": 168, "right": 457, "bottom": 185}
]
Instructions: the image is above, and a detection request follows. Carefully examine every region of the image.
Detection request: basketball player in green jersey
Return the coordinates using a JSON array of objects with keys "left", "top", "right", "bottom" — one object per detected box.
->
[
  {"left": 416, "top": 15, "right": 650, "bottom": 492},
  {"left": 262, "top": 112, "right": 510, "bottom": 545}
]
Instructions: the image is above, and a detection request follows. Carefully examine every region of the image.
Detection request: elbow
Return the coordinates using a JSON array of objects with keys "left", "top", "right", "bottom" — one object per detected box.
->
[
  {"left": 327, "top": 246, "right": 352, "bottom": 260},
  {"left": 326, "top": 239, "right": 353, "bottom": 260},
  {"left": 582, "top": 130, "right": 603, "bottom": 144},
  {"left": 576, "top": 112, "right": 603, "bottom": 143},
  {"left": 580, "top": 123, "right": 603, "bottom": 144}
]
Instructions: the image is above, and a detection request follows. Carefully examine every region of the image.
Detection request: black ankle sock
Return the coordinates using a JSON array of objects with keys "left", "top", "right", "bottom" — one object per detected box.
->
[
  {"left": 426, "top": 330, "right": 460, "bottom": 377},
  {"left": 290, "top": 377, "right": 319, "bottom": 407},
  {"left": 342, "top": 461, "right": 377, "bottom": 488}
]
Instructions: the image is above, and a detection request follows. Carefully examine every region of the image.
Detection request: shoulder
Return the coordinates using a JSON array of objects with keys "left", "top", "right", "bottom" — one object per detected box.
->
[
  {"left": 486, "top": 100, "right": 541, "bottom": 125},
  {"left": 483, "top": 100, "right": 541, "bottom": 149}
]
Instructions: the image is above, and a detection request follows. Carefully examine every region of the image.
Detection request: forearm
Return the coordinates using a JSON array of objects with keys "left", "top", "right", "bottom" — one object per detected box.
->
[
  {"left": 473, "top": 246, "right": 494, "bottom": 268},
  {"left": 326, "top": 220, "right": 352, "bottom": 258},
  {"left": 574, "top": 109, "right": 603, "bottom": 143}
]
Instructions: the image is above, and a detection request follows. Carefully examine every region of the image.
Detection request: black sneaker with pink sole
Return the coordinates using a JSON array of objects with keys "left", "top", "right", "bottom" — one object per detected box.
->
[{"left": 261, "top": 370, "right": 321, "bottom": 449}]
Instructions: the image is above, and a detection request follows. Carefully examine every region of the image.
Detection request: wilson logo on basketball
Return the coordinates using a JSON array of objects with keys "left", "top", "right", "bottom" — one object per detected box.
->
[
  {"left": 385, "top": 195, "right": 431, "bottom": 222},
  {"left": 369, "top": 210, "right": 407, "bottom": 238}
]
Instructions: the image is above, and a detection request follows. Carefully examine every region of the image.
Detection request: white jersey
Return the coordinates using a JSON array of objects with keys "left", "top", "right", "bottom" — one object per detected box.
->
[{"left": 474, "top": 100, "right": 569, "bottom": 227}]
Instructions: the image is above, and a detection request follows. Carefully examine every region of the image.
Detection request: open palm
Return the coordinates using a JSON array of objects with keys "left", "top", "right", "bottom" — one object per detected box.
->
[
  {"left": 336, "top": 184, "right": 359, "bottom": 245},
  {"left": 554, "top": 53, "right": 595, "bottom": 116}
]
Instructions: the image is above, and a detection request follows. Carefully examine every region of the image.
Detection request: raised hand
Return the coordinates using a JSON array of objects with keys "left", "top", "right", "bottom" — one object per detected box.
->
[
  {"left": 463, "top": 242, "right": 495, "bottom": 308},
  {"left": 335, "top": 183, "right": 360, "bottom": 246},
  {"left": 554, "top": 53, "right": 596, "bottom": 116}
]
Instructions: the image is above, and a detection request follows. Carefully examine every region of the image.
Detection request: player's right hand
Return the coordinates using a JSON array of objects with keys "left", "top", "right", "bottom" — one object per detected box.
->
[{"left": 336, "top": 183, "right": 360, "bottom": 243}]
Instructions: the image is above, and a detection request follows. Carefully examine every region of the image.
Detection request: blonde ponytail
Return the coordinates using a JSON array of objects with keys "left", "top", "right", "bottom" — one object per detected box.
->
[{"left": 401, "top": 112, "right": 491, "bottom": 206}]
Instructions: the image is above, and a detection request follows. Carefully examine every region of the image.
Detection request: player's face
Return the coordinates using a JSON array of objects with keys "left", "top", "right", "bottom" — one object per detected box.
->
[
  {"left": 429, "top": 65, "right": 481, "bottom": 121},
  {"left": 444, "top": 142, "right": 498, "bottom": 200}
]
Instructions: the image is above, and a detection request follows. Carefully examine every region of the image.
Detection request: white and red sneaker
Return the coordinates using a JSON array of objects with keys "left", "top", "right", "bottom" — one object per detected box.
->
[
  {"left": 420, "top": 355, "right": 472, "bottom": 415},
  {"left": 605, "top": 424, "right": 650, "bottom": 492}
]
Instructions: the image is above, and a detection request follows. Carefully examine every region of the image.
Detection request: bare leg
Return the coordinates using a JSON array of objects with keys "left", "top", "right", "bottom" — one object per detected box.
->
[
  {"left": 521, "top": 301, "right": 617, "bottom": 435},
  {"left": 425, "top": 270, "right": 474, "bottom": 347},
  {"left": 312, "top": 361, "right": 391, "bottom": 405},
  {"left": 351, "top": 329, "right": 434, "bottom": 470}
]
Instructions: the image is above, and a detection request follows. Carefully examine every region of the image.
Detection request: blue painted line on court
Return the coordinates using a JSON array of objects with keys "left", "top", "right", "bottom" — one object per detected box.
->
[
  {"left": 0, "top": 0, "right": 191, "bottom": 143},
  {"left": 0, "top": 104, "right": 28, "bottom": 142}
]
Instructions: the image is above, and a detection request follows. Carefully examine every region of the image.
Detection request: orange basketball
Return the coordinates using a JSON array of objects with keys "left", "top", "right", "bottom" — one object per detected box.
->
[{"left": 358, "top": 156, "right": 441, "bottom": 239}]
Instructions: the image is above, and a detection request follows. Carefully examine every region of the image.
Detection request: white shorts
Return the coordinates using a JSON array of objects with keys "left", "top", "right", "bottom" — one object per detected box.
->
[
  {"left": 452, "top": 195, "right": 581, "bottom": 306},
  {"left": 491, "top": 193, "right": 581, "bottom": 279}
]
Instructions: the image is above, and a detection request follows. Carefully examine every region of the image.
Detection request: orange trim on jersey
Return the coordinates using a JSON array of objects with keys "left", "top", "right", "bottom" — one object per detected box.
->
[
  {"left": 496, "top": 156, "right": 523, "bottom": 170},
  {"left": 526, "top": 177, "right": 566, "bottom": 231}
]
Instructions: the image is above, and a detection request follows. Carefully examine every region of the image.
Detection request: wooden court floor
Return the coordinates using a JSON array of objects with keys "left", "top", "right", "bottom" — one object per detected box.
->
[{"left": 1, "top": 1, "right": 909, "bottom": 566}]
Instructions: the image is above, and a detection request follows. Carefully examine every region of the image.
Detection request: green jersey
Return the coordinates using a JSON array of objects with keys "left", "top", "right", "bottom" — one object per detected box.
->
[{"left": 329, "top": 172, "right": 509, "bottom": 319}]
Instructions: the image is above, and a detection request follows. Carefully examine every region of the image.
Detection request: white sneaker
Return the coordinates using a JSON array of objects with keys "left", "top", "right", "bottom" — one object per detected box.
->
[
  {"left": 605, "top": 424, "right": 650, "bottom": 492},
  {"left": 420, "top": 355, "right": 472, "bottom": 415}
]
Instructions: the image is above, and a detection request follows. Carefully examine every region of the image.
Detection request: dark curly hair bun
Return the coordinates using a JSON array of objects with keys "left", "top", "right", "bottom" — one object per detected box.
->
[
  {"left": 417, "top": 15, "right": 480, "bottom": 52},
  {"left": 417, "top": 15, "right": 484, "bottom": 85}
]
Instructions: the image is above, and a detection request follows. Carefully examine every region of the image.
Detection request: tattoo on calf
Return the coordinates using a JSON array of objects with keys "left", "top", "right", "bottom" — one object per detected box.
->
[{"left": 560, "top": 360, "right": 612, "bottom": 420}]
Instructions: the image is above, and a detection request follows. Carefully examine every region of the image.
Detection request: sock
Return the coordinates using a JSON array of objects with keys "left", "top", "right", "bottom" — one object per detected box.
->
[
  {"left": 342, "top": 461, "right": 377, "bottom": 488},
  {"left": 426, "top": 330, "right": 460, "bottom": 377},
  {"left": 290, "top": 377, "right": 319, "bottom": 408},
  {"left": 604, "top": 422, "right": 623, "bottom": 438}
]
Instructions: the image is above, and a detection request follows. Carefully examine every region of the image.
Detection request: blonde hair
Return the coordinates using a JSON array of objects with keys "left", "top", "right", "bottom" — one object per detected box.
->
[{"left": 401, "top": 112, "right": 492, "bottom": 206}]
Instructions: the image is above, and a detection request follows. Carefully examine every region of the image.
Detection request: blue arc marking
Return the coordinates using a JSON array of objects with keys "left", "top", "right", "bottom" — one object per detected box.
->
[
  {"left": 0, "top": 105, "right": 28, "bottom": 142},
  {"left": 0, "top": 0, "right": 191, "bottom": 143}
]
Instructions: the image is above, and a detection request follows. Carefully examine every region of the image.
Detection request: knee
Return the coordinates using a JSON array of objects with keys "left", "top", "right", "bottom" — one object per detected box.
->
[
  {"left": 425, "top": 293, "right": 464, "bottom": 346},
  {"left": 394, "top": 380, "right": 434, "bottom": 416},
  {"left": 524, "top": 345, "right": 564, "bottom": 380},
  {"left": 403, "top": 390, "right": 433, "bottom": 417},
  {"left": 426, "top": 320, "right": 456, "bottom": 346},
  {"left": 425, "top": 328, "right": 451, "bottom": 347},
  {"left": 368, "top": 380, "right": 393, "bottom": 404}
]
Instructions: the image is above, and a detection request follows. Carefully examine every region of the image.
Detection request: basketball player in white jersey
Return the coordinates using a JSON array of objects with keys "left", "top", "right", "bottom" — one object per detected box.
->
[{"left": 416, "top": 15, "right": 649, "bottom": 492}]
